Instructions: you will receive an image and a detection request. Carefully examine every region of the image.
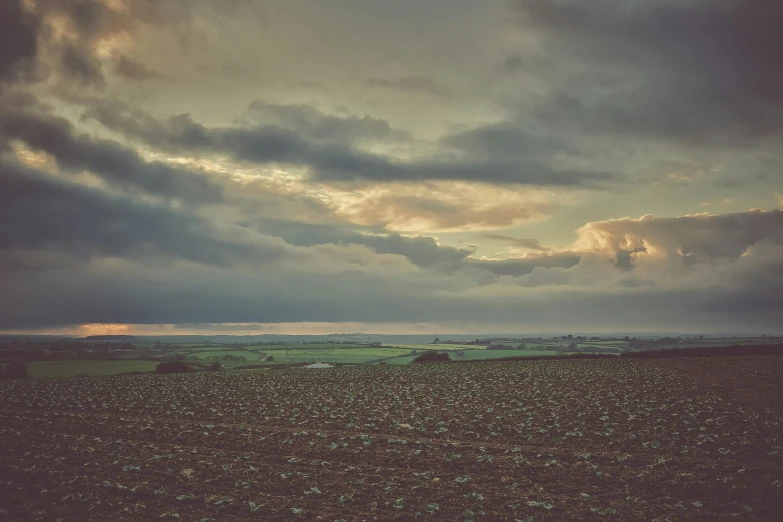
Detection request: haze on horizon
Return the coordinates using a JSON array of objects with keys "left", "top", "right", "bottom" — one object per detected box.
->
[{"left": 1, "top": 0, "right": 782, "bottom": 335}]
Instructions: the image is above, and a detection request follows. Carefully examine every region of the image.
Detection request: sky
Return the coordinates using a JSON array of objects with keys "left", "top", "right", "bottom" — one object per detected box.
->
[{"left": 1, "top": 0, "right": 782, "bottom": 335}]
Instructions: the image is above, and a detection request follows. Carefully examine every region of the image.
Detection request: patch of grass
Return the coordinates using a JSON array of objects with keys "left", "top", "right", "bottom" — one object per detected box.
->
[
  {"left": 186, "top": 350, "right": 265, "bottom": 360},
  {"left": 232, "top": 348, "right": 415, "bottom": 365}
]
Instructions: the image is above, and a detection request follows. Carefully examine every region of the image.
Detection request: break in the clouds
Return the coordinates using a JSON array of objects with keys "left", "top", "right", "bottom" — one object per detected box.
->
[{"left": 1, "top": 0, "right": 782, "bottom": 333}]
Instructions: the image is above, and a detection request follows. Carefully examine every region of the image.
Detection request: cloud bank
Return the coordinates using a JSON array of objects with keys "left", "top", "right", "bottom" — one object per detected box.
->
[{"left": 1, "top": 0, "right": 781, "bottom": 333}]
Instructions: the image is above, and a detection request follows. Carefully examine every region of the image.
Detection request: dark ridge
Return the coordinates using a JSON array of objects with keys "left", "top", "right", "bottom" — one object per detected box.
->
[
  {"left": 619, "top": 343, "right": 783, "bottom": 359},
  {"left": 448, "top": 353, "right": 617, "bottom": 364}
]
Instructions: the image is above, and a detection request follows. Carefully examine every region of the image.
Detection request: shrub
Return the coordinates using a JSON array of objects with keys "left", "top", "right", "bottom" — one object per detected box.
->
[
  {"left": 209, "top": 361, "right": 223, "bottom": 371},
  {"left": 1, "top": 361, "right": 27, "bottom": 379},
  {"left": 411, "top": 351, "right": 450, "bottom": 363},
  {"left": 155, "top": 361, "right": 196, "bottom": 374}
]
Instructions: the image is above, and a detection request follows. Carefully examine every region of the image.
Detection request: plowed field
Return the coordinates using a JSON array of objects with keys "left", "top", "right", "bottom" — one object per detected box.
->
[{"left": 1, "top": 357, "right": 781, "bottom": 521}]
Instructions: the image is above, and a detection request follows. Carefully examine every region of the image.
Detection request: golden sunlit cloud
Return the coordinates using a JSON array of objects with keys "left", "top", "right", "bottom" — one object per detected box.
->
[
  {"left": 319, "top": 182, "right": 559, "bottom": 232},
  {"left": 12, "top": 143, "right": 58, "bottom": 173},
  {"left": 79, "top": 323, "right": 130, "bottom": 336}
]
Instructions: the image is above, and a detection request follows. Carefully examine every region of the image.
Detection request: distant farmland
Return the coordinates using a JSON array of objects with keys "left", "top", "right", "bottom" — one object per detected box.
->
[{"left": 2, "top": 336, "right": 779, "bottom": 379}]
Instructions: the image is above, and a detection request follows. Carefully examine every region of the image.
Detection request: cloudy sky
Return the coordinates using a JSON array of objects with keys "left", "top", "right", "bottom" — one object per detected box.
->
[{"left": 1, "top": 0, "right": 782, "bottom": 335}]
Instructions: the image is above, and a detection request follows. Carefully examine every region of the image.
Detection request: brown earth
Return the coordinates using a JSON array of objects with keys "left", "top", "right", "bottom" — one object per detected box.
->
[{"left": 1, "top": 357, "right": 781, "bottom": 521}]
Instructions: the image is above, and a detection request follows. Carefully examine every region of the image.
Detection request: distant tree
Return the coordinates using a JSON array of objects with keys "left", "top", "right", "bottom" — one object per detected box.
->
[
  {"left": 433, "top": 338, "right": 441, "bottom": 344},
  {"left": 2, "top": 361, "right": 27, "bottom": 379},
  {"left": 209, "top": 361, "right": 223, "bottom": 372},
  {"left": 412, "top": 351, "right": 450, "bottom": 363},
  {"left": 624, "top": 336, "right": 631, "bottom": 343},
  {"left": 265, "top": 355, "right": 275, "bottom": 362},
  {"left": 516, "top": 343, "right": 527, "bottom": 350},
  {"left": 567, "top": 342, "right": 579, "bottom": 351}
]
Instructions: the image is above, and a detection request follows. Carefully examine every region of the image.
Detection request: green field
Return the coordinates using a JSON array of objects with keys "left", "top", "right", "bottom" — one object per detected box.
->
[
  {"left": 242, "top": 343, "right": 366, "bottom": 350},
  {"left": 186, "top": 350, "right": 265, "bottom": 361},
  {"left": 258, "top": 348, "right": 413, "bottom": 365},
  {"left": 177, "top": 346, "right": 415, "bottom": 366},
  {"left": 322, "top": 348, "right": 412, "bottom": 357},
  {"left": 387, "top": 343, "right": 478, "bottom": 351},
  {"left": 25, "top": 360, "right": 160, "bottom": 378}
]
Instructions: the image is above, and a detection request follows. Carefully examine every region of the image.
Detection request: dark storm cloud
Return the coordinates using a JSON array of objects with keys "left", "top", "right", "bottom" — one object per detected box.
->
[
  {"left": 248, "top": 219, "right": 473, "bottom": 267},
  {"left": 247, "top": 101, "right": 406, "bottom": 144},
  {"left": 0, "top": 160, "right": 269, "bottom": 267},
  {"left": 81, "top": 99, "right": 617, "bottom": 187},
  {"left": 172, "top": 323, "right": 265, "bottom": 332},
  {"left": 0, "top": 0, "right": 39, "bottom": 85},
  {"left": 0, "top": 102, "right": 222, "bottom": 203},
  {"left": 4, "top": 262, "right": 781, "bottom": 331},
  {"left": 515, "top": 0, "right": 783, "bottom": 144},
  {"left": 0, "top": 262, "right": 433, "bottom": 330}
]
